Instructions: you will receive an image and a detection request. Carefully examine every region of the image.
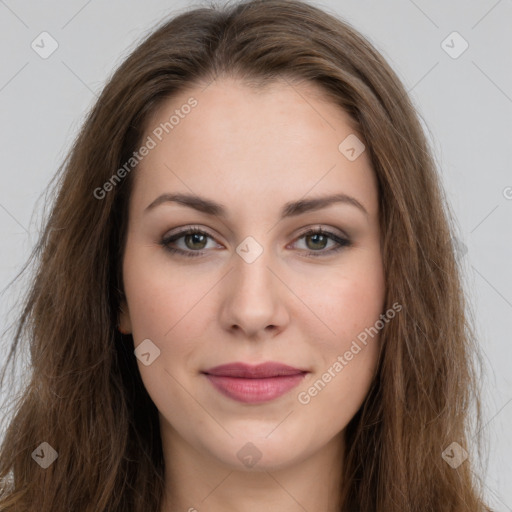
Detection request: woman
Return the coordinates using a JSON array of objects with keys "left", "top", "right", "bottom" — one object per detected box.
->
[{"left": 0, "top": 0, "right": 493, "bottom": 510}]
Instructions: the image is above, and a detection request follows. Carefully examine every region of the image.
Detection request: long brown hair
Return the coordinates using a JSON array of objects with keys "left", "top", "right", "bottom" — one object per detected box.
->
[{"left": 0, "top": 0, "right": 492, "bottom": 510}]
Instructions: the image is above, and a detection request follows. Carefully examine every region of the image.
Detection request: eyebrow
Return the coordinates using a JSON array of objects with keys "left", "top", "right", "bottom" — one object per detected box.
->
[{"left": 144, "top": 192, "right": 368, "bottom": 218}]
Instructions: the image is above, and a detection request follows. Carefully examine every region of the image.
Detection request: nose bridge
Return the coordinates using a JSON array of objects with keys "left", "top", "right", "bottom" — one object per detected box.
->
[
  {"left": 220, "top": 234, "right": 287, "bottom": 336},
  {"left": 232, "top": 234, "right": 275, "bottom": 296}
]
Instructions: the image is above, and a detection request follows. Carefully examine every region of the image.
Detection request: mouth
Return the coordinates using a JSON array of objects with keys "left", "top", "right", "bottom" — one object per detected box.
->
[{"left": 201, "top": 362, "right": 309, "bottom": 403}]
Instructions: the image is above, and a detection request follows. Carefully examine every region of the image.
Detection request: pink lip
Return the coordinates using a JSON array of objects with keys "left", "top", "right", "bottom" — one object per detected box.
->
[{"left": 202, "top": 362, "right": 309, "bottom": 403}]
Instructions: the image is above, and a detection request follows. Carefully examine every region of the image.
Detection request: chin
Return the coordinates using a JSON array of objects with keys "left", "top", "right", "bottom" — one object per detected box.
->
[{"left": 202, "top": 432, "right": 311, "bottom": 472}]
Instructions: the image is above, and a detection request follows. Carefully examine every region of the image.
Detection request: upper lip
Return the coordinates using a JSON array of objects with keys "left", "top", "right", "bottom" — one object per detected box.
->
[{"left": 203, "top": 362, "right": 309, "bottom": 378}]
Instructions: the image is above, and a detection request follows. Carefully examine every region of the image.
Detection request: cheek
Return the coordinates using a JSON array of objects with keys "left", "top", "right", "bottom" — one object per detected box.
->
[
  {"left": 122, "top": 244, "right": 207, "bottom": 339},
  {"left": 121, "top": 248, "right": 207, "bottom": 414},
  {"left": 302, "top": 252, "right": 386, "bottom": 345},
  {"left": 296, "top": 252, "right": 385, "bottom": 404},
  {"left": 294, "top": 286, "right": 383, "bottom": 443}
]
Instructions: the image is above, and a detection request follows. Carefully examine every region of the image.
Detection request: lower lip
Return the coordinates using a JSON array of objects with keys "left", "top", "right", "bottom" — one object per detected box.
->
[{"left": 204, "top": 373, "right": 307, "bottom": 403}]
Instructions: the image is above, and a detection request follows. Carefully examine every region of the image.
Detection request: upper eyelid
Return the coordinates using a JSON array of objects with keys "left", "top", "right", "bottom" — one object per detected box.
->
[
  {"left": 162, "top": 225, "right": 349, "bottom": 249},
  {"left": 163, "top": 225, "right": 348, "bottom": 243},
  {"left": 163, "top": 226, "right": 220, "bottom": 245}
]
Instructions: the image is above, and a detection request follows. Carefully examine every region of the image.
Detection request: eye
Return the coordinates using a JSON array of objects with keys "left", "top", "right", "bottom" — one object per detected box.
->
[
  {"left": 160, "top": 227, "right": 219, "bottom": 257},
  {"left": 290, "top": 227, "right": 351, "bottom": 257},
  {"left": 160, "top": 226, "right": 351, "bottom": 258}
]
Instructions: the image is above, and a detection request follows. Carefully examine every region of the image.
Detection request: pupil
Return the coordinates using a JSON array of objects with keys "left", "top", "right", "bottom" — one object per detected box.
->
[
  {"left": 187, "top": 233, "right": 206, "bottom": 249},
  {"left": 308, "top": 234, "right": 326, "bottom": 250}
]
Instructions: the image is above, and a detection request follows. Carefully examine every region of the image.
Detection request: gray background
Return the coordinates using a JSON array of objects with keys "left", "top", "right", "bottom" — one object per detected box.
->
[{"left": 0, "top": 0, "right": 510, "bottom": 509}]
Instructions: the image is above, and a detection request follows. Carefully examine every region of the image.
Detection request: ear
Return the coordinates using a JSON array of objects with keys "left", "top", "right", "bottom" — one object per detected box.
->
[{"left": 118, "top": 300, "right": 132, "bottom": 334}]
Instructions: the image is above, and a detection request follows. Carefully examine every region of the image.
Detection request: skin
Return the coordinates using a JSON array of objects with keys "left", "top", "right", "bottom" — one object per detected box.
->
[{"left": 119, "top": 76, "right": 386, "bottom": 512}]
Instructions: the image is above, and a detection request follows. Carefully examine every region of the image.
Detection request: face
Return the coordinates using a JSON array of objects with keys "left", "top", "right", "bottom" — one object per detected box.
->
[{"left": 119, "top": 76, "right": 386, "bottom": 471}]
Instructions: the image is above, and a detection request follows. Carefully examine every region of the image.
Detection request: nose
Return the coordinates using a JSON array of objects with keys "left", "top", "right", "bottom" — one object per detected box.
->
[{"left": 218, "top": 245, "right": 290, "bottom": 340}]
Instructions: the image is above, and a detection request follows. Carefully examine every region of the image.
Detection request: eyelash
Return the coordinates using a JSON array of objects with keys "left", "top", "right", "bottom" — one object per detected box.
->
[{"left": 159, "top": 226, "right": 351, "bottom": 258}]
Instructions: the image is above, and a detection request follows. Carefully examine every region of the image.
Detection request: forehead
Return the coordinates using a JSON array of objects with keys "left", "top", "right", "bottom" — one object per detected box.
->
[{"left": 131, "top": 77, "right": 378, "bottom": 219}]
